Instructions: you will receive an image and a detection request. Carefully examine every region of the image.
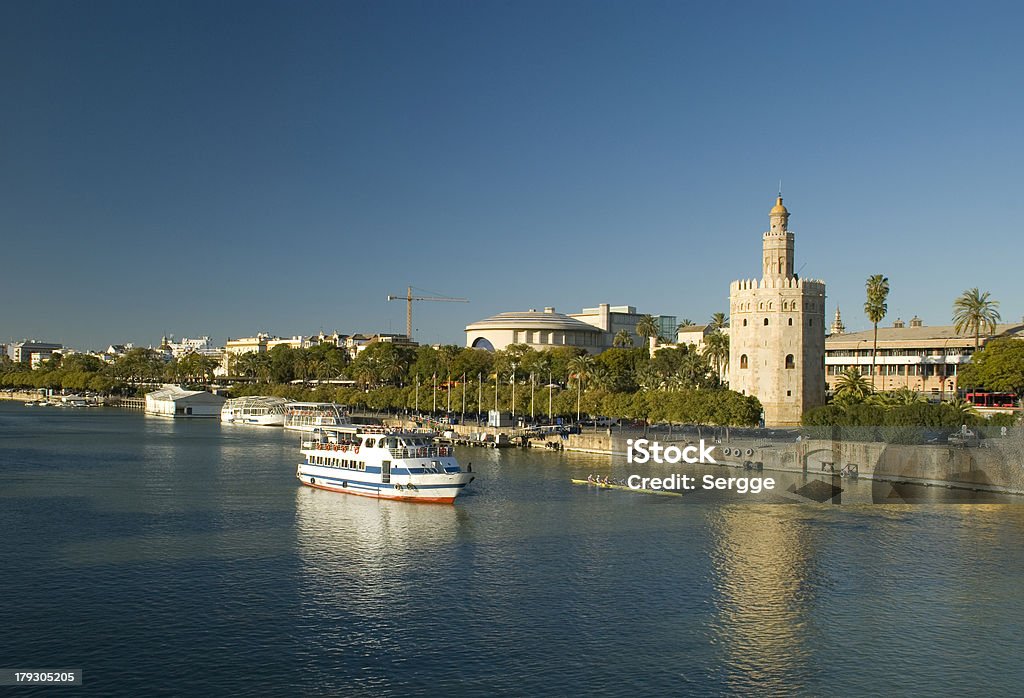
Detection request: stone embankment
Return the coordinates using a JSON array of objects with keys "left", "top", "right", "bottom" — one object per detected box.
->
[
  {"left": 0, "top": 390, "right": 43, "bottom": 401},
  {"left": 562, "top": 431, "right": 1024, "bottom": 496}
]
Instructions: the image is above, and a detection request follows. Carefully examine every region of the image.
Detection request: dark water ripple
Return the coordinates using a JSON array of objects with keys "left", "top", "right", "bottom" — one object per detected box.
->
[{"left": 1, "top": 404, "right": 1023, "bottom": 695}]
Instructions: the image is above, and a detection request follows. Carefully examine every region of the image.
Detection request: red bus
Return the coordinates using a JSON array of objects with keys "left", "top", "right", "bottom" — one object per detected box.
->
[{"left": 965, "top": 392, "right": 1018, "bottom": 408}]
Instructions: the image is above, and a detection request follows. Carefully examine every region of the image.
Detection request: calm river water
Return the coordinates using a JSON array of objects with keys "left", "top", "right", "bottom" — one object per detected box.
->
[{"left": 1, "top": 402, "right": 1023, "bottom": 696}]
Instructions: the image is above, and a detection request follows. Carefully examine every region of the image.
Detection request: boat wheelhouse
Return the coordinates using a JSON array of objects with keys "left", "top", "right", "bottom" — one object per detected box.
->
[
  {"left": 296, "top": 426, "right": 474, "bottom": 504},
  {"left": 284, "top": 402, "right": 350, "bottom": 432},
  {"left": 221, "top": 395, "right": 288, "bottom": 426}
]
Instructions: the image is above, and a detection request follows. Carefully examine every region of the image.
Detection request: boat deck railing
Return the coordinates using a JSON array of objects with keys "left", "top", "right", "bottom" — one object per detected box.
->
[
  {"left": 388, "top": 445, "right": 453, "bottom": 459},
  {"left": 300, "top": 441, "right": 453, "bottom": 458}
]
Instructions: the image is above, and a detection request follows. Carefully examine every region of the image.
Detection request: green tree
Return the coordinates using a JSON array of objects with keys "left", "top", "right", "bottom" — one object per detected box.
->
[
  {"left": 958, "top": 337, "right": 1024, "bottom": 397},
  {"left": 864, "top": 274, "right": 889, "bottom": 390},
  {"left": 953, "top": 288, "right": 1001, "bottom": 351},
  {"left": 702, "top": 331, "right": 730, "bottom": 385},
  {"left": 835, "top": 367, "right": 873, "bottom": 403},
  {"left": 635, "top": 315, "right": 660, "bottom": 353},
  {"left": 709, "top": 312, "right": 729, "bottom": 331},
  {"left": 613, "top": 330, "right": 633, "bottom": 348}
]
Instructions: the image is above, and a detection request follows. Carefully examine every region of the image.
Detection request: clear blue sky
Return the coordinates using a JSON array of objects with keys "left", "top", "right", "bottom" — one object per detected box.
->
[{"left": 3, "top": 0, "right": 1022, "bottom": 350}]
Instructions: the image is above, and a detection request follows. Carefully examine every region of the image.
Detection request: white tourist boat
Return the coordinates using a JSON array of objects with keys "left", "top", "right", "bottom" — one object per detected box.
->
[
  {"left": 296, "top": 426, "right": 474, "bottom": 504},
  {"left": 221, "top": 396, "right": 288, "bottom": 426},
  {"left": 284, "top": 402, "right": 350, "bottom": 432}
]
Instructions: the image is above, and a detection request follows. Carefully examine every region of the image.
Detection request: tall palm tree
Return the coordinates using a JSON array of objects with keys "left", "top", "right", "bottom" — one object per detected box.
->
[
  {"left": 612, "top": 330, "right": 634, "bottom": 348},
  {"left": 636, "top": 315, "right": 660, "bottom": 354},
  {"left": 953, "top": 288, "right": 1001, "bottom": 351},
  {"left": 702, "top": 331, "right": 730, "bottom": 385},
  {"left": 676, "top": 319, "right": 695, "bottom": 331},
  {"left": 567, "top": 354, "right": 595, "bottom": 388},
  {"left": 567, "top": 354, "right": 595, "bottom": 421},
  {"left": 709, "top": 312, "right": 729, "bottom": 331},
  {"left": 835, "top": 367, "right": 873, "bottom": 402},
  {"left": 864, "top": 274, "right": 890, "bottom": 390}
]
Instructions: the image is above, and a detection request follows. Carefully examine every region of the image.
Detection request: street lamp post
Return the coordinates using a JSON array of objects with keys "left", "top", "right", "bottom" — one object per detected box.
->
[
  {"left": 530, "top": 372, "right": 535, "bottom": 421},
  {"left": 576, "top": 373, "right": 582, "bottom": 422},
  {"left": 548, "top": 370, "right": 553, "bottom": 421},
  {"left": 510, "top": 362, "right": 517, "bottom": 418}
]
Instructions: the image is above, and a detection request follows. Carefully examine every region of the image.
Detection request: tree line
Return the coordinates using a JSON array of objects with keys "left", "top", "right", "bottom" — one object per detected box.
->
[{"left": 0, "top": 336, "right": 761, "bottom": 427}]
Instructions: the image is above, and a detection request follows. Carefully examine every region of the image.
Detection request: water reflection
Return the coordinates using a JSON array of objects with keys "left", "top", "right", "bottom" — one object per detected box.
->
[
  {"left": 293, "top": 489, "right": 471, "bottom": 687},
  {"left": 294, "top": 487, "right": 467, "bottom": 585},
  {"left": 706, "top": 506, "right": 819, "bottom": 693}
]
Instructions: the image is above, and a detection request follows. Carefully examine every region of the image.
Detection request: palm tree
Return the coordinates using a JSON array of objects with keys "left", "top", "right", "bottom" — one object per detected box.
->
[
  {"left": 634, "top": 365, "right": 662, "bottom": 392},
  {"left": 864, "top": 274, "right": 890, "bottom": 390},
  {"left": 702, "top": 331, "right": 730, "bottom": 385},
  {"left": 709, "top": 312, "right": 729, "bottom": 331},
  {"left": 945, "top": 396, "right": 979, "bottom": 423},
  {"left": 636, "top": 315, "right": 660, "bottom": 354},
  {"left": 890, "top": 387, "right": 924, "bottom": 405},
  {"left": 567, "top": 354, "right": 595, "bottom": 421},
  {"left": 567, "top": 354, "right": 595, "bottom": 387},
  {"left": 612, "top": 330, "right": 634, "bottom": 348},
  {"left": 676, "top": 319, "right": 696, "bottom": 331},
  {"left": 835, "top": 367, "right": 873, "bottom": 402},
  {"left": 953, "top": 288, "right": 1001, "bottom": 351},
  {"left": 235, "top": 352, "right": 259, "bottom": 380},
  {"left": 589, "top": 364, "right": 614, "bottom": 391}
]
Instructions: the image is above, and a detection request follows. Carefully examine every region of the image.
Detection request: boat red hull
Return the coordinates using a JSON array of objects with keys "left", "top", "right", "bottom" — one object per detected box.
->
[{"left": 302, "top": 479, "right": 457, "bottom": 504}]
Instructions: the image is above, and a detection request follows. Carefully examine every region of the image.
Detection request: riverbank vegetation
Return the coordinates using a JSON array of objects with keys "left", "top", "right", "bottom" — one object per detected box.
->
[{"left": 0, "top": 343, "right": 762, "bottom": 427}]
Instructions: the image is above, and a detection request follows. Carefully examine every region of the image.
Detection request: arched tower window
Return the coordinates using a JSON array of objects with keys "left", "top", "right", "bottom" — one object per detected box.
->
[
  {"left": 763, "top": 318, "right": 769, "bottom": 326},
  {"left": 742, "top": 319, "right": 748, "bottom": 327},
  {"left": 740, "top": 354, "right": 748, "bottom": 369},
  {"left": 785, "top": 354, "right": 795, "bottom": 369},
  {"left": 788, "top": 318, "right": 793, "bottom": 326}
]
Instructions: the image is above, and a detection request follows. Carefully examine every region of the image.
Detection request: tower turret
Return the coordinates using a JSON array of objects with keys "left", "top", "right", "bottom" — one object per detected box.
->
[
  {"left": 830, "top": 307, "right": 845, "bottom": 335},
  {"left": 762, "top": 196, "right": 795, "bottom": 278}
]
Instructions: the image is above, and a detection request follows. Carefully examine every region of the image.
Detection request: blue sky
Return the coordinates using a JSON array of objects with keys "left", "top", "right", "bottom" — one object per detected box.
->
[{"left": 3, "top": 0, "right": 1021, "bottom": 350}]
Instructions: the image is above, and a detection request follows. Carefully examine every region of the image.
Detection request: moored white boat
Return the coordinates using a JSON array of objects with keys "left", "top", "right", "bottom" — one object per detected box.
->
[
  {"left": 221, "top": 395, "right": 288, "bottom": 426},
  {"left": 296, "top": 426, "right": 474, "bottom": 504},
  {"left": 284, "top": 402, "right": 350, "bottom": 432}
]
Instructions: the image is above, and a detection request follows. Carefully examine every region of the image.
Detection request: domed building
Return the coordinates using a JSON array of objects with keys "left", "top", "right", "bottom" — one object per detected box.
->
[
  {"left": 466, "top": 304, "right": 669, "bottom": 354},
  {"left": 465, "top": 307, "right": 607, "bottom": 352}
]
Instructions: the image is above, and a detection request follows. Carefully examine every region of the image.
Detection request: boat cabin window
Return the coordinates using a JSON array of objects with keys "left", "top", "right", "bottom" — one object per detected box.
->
[{"left": 365, "top": 438, "right": 376, "bottom": 448}]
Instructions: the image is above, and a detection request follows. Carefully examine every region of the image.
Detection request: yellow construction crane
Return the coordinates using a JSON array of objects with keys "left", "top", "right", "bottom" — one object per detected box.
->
[{"left": 386, "top": 286, "right": 468, "bottom": 340}]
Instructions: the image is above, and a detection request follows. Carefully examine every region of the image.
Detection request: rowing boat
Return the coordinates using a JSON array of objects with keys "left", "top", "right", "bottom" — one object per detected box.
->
[{"left": 570, "top": 479, "right": 683, "bottom": 497}]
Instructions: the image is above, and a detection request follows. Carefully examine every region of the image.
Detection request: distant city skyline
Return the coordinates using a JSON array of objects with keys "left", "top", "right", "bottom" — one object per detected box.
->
[{"left": 3, "top": 1, "right": 1021, "bottom": 350}]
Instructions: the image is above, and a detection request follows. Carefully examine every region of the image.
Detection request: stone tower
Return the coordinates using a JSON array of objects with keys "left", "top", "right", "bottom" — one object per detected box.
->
[{"left": 728, "top": 196, "right": 826, "bottom": 427}]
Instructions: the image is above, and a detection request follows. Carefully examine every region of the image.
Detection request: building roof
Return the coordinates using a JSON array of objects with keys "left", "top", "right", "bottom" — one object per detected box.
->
[
  {"left": 826, "top": 323, "right": 1024, "bottom": 349},
  {"left": 466, "top": 310, "right": 603, "bottom": 333},
  {"left": 146, "top": 385, "right": 226, "bottom": 404}
]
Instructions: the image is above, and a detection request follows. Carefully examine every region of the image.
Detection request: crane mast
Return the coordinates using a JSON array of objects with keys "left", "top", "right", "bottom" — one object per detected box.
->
[{"left": 386, "top": 286, "right": 468, "bottom": 340}]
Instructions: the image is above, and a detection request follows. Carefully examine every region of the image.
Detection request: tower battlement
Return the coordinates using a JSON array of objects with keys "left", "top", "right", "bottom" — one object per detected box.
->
[{"left": 730, "top": 277, "right": 826, "bottom": 293}]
